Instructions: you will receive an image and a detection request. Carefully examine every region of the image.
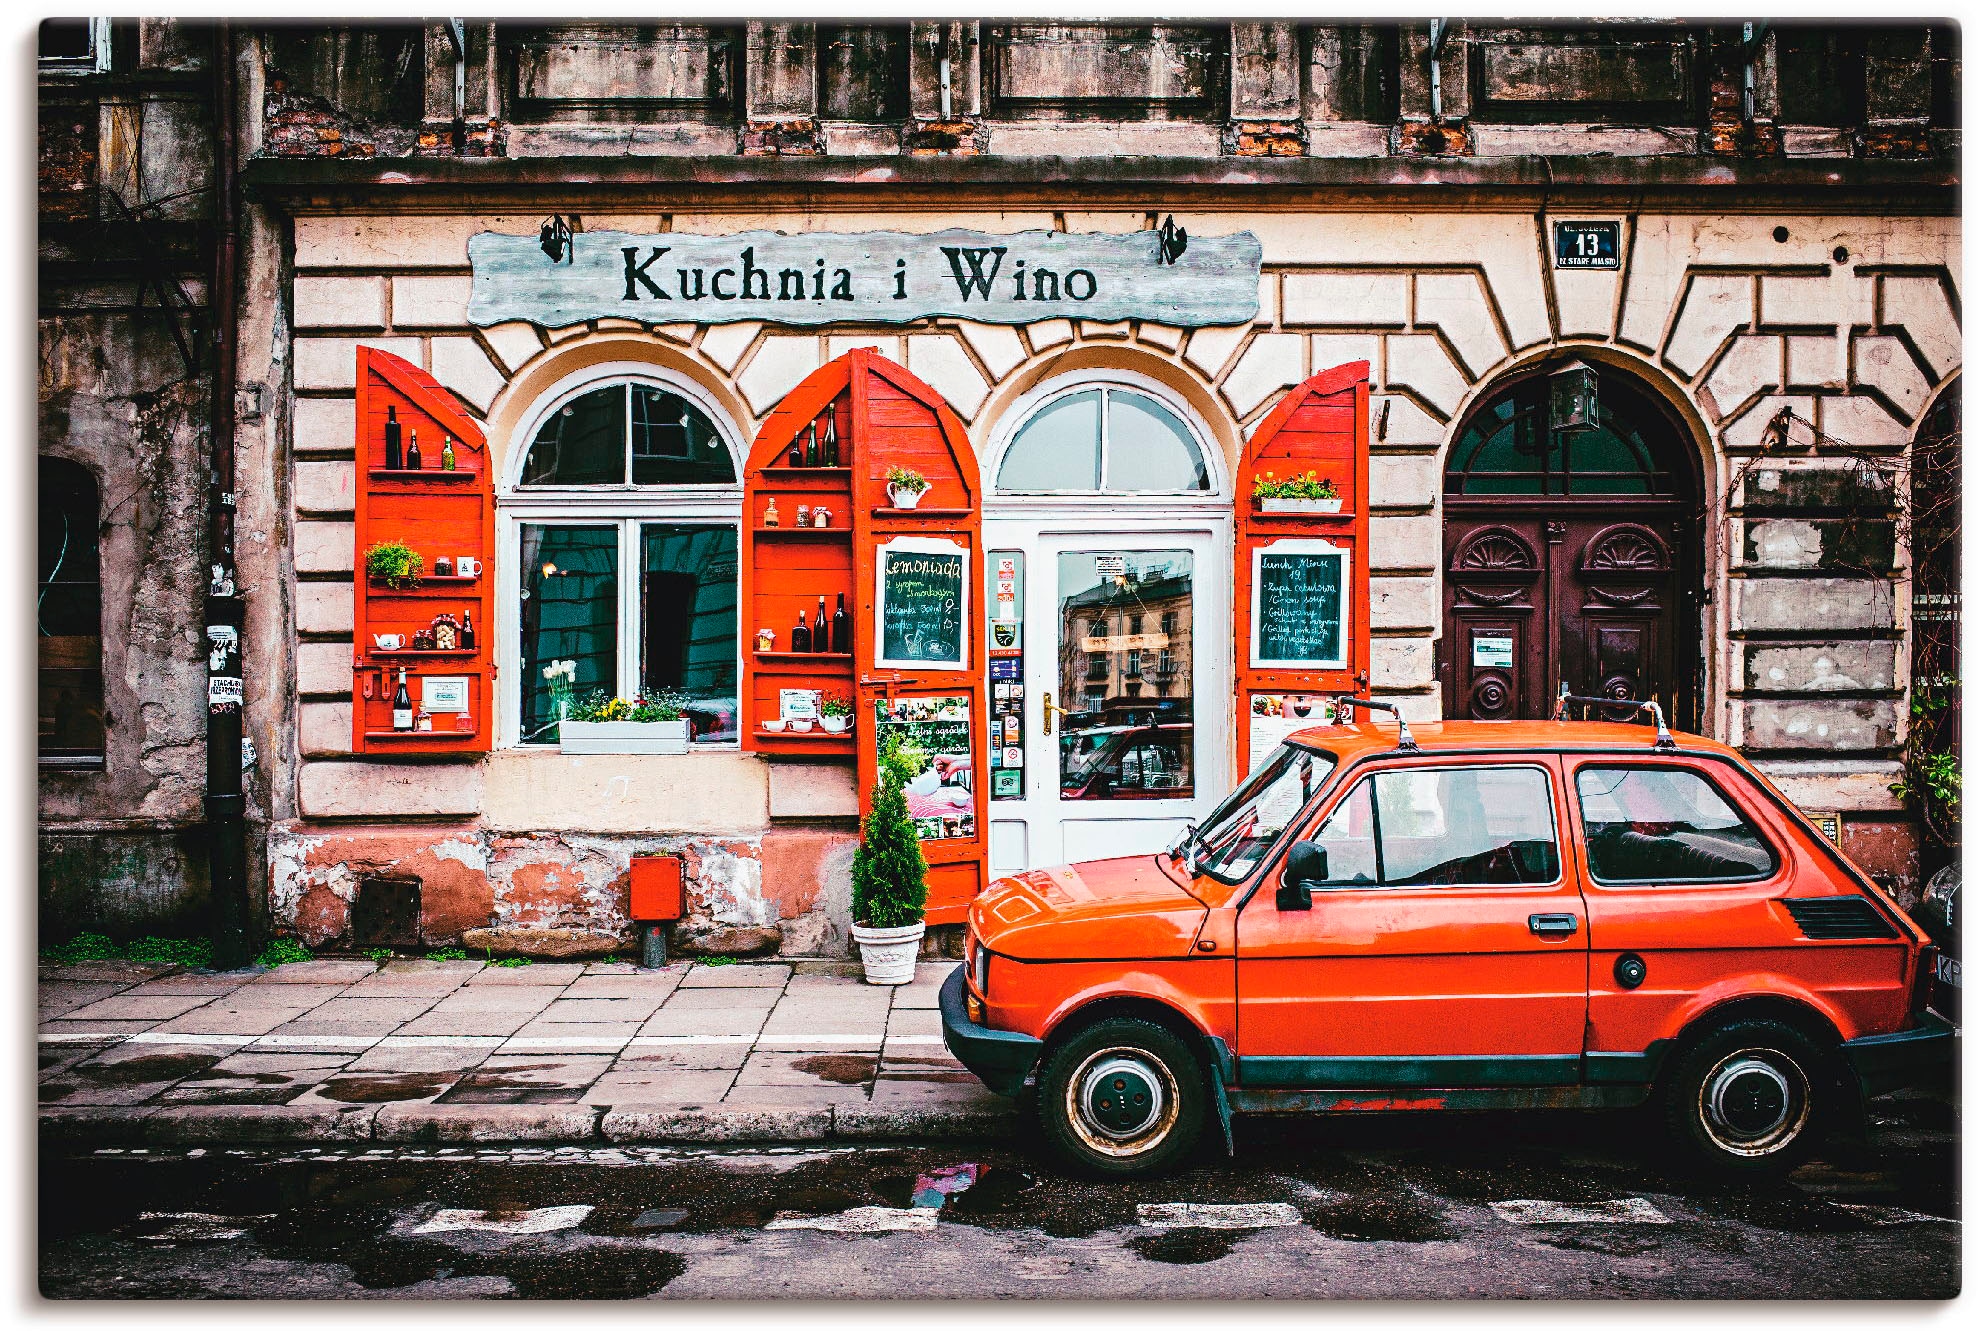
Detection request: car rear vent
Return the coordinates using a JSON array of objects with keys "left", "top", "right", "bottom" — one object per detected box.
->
[{"left": 1784, "top": 896, "right": 1900, "bottom": 940}]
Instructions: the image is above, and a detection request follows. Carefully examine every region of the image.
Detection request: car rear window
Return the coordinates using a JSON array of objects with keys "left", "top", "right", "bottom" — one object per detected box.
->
[{"left": 1574, "top": 766, "right": 1778, "bottom": 883}]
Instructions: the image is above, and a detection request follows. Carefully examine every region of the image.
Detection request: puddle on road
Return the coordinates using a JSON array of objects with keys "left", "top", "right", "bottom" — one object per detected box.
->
[
  {"left": 1129, "top": 1229, "right": 1245, "bottom": 1264},
  {"left": 67, "top": 1053, "right": 224, "bottom": 1085},
  {"left": 789, "top": 1055, "right": 877, "bottom": 1085},
  {"left": 313, "top": 1073, "right": 457, "bottom": 1104},
  {"left": 1298, "top": 1193, "right": 1457, "bottom": 1243}
]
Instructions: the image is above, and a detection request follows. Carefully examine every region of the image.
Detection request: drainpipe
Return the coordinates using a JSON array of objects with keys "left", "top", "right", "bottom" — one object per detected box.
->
[{"left": 206, "top": 18, "right": 250, "bottom": 969}]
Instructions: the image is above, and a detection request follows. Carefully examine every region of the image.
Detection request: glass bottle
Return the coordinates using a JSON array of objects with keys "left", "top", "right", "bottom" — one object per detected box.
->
[
  {"left": 763, "top": 496, "right": 780, "bottom": 527},
  {"left": 406, "top": 427, "right": 422, "bottom": 470},
  {"left": 460, "top": 609, "right": 476, "bottom": 651},
  {"left": 803, "top": 423, "right": 818, "bottom": 468},
  {"left": 813, "top": 597, "right": 828, "bottom": 652},
  {"left": 384, "top": 405, "right": 402, "bottom": 470},
  {"left": 790, "top": 607, "right": 811, "bottom": 654},
  {"left": 830, "top": 592, "right": 849, "bottom": 654},
  {"left": 440, "top": 435, "right": 457, "bottom": 471},
  {"left": 795, "top": 504, "right": 810, "bottom": 528},
  {"left": 786, "top": 438, "right": 802, "bottom": 467},
  {"left": 821, "top": 407, "right": 839, "bottom": 466},
  {"left": 391, "top": 668, "right": 413, "bottom": 731}
]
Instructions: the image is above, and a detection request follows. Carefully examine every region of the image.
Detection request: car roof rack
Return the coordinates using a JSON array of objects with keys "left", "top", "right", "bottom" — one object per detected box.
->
[
  {"left": 1332, "top": 694, "right": 1419, "bottom": 753},
  {"left": 1553, "top": 682, "right": 1676, "bottom": 750}
]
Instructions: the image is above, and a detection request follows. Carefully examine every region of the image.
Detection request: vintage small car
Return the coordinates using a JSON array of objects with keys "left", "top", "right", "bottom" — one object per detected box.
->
[{"left": 942, "top": 715, "right": 1953, "bottom": 1177}]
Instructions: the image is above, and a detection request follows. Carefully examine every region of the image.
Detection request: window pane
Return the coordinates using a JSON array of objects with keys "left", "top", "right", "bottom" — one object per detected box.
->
[
  {"left": 641, "top": 524, "right": 739, "bottom": 744},
  {"left": 521, "top": 385, "right": 625, "bottom": 486},
  {"left": 1576, "top": 767, "right": 1778, "bottom": 882},
  {"left": 1058, "top": 550, "right": 1193, "bottom": 799},
  {"left": 631, "top": 387, "right": 736, "bottom": 485},
  {"left": 998, "top": 389, "right": 1101, "bottom": 491},
  {"left": 1374, "top": 767, "right": 1560, "bottom": 886},
  {"left": 1309, "top": 779, "right": 1378, "bottom": 886},
  {"left": 1105, "top": 389, "right": 1209, "bottom": 491},
  {"left": 39, "top": 458, "right": 104, "bottom": 761},
  {"left": 519, "top": 525, "right": 618, "bottom": 741},
  {"left": 1194, "top": 742, "right": 1335, "bottom": 883}
]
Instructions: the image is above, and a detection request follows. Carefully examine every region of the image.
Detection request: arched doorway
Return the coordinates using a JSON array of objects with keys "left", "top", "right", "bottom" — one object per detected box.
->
[{"left": 1440, "top": 367, "right": 1703, "bottom": 729}]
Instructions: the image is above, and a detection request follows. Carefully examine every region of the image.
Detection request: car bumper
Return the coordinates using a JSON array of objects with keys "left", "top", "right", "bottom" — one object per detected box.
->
[
  {"left": 1842, "top": 1010, "right": 1958, "bottom": 1098},
  {"left": 938, "top": 967, "right": 1043, "bottom": 1097}
]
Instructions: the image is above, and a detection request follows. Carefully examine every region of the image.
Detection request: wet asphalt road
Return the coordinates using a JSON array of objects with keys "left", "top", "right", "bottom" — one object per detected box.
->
[{"left": 40, "top": 1097, "right": 1959, "bottom": 1300}]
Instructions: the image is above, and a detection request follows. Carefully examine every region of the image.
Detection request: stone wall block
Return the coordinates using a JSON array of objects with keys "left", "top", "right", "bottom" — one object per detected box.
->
[
  {"left": 390, "top": 275, "right": 474, "bottom": 329},
  {"left": 1025, "top": 319, "right": 1074, "bottom": 351},
  {"left": 1413, "top": 271, "right": 1508, "bottom": 377},
  {"left": 1739, "top": 517, "right": 1895, "bottom": 572},
  {"left": 298, "top": 761, "right": 486, "bottom": 818},
  {"left": 1730, "top": 577, "right": 1895, "bottom": 633},
  {"left": 905, "top": 335, "right": 990, "bottom": 420},
  {"left": 955, "top": 322, "right": 1027, "bottom": 379},
  {"left": 1371, "top": 394, "right": 1446, "bottom": 448},
  {"left": 737, "top": 336, "right": 823, "bottom": 415},
  {"left": 1699, "top": 334, "right": 1782, "bottom": 421},
  {"left": 1369, "top": 514, "right": 1439, "bottom": 572},
  {"left": 1282, "top": 272, "right": 1409, "bottom": 328},
  {"left": 1737, "top": 699, "right": 1898, "bottom": 752},
  {"left": 1134, "top": 323, "right": 1184, "bottom": 353},
  {"left": 1182, "top": 324, "right": 1250, "bottom": 380},
  {"left": 698, "top": 322, "right": 762, "bottom": 373},
  {"left": 294, "top": 460, "right": 356, "bottom": 515},
  {"left": 1818, "top": 395, "right": 1913, "bottom": 450},
  {"left": 295, "top": 582, "right": 355, "bottom": 635},
  {"left": 767, "top": 761, "right": 858, "bottom": 819},
  {"left": 428, "top": 338, "right": 504, "bottom": 413},
  {"left": 1221, "top": 333, "right": 1304, "bottom": 418},
  {"left": 1369, "top": 453, "right": 1437, "bottom": 509},
  {"left": 296, "top": 642, "right": 354, "bottom": 697},
  {"left": 480, "top": 322, "right": 545, "bottom": 375},
  {"left": 1663, "top": 273, "right": 1752, "bottom": 378},
  {"left": 293, "top": 396, "right": 357, "bottom": 454},
  {"left": 1742, "top": 642, "right": 1897, "bottom": 693},
  {"left": 294, "top": 520, "right": 355, "bottom": 574},
  {"left": 1785, "top": 334, "right": 1849, "bottom": 392},
  {"left": 1370, "top": 576, "right": 1437, "bottom": 631},
  {"left": 300, "top": 701, "right": 353, "bottom": 757},
  {"left": 1851, "top": 335, "right": 1932, "bottom": 419},
  {"left": 1371, "top": 637, "right": 1436, "bottom": 689},
  {"left": 1384, "top": 335, "right": 1469, "bottom": 417},
  {"left": 1735, "top": 463, "right": 1893, "bottom": 512},
  {"left": 1880, "top": 274, "right": 1962, "bottom": 381},
  {"left": 1759, "top": 272, "right": 1874, "bottom": 330},
  {"left": 293, "top": 276, "right": 388, "bottom": 330},
  {"left": 1308, "top": 334, "right": 1382, "bottom": 383},
  {"left": 295, "top": 337, "right": 423, "bottom": 391},
  {"left": 1718, "top": 395, "right": 1816, "bottom": 452}
]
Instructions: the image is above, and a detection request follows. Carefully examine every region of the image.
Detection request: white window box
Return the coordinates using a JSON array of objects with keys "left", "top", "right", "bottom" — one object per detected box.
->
[
  {"left": 1257, "top": 497, "right": 1342, "bottom": 514},
  {"left": 558, "top": 719, "right": 690, "bottom": 755}
]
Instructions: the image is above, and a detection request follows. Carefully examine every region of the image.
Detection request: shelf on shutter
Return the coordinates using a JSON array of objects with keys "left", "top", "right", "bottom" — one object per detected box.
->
[
  {"left": 368, "top": 468, "right": 479, "bottom": 481},
  {"left": 369, "top": 648, "right": 477, "bottom": 658},
  {"left": 760, "top": 466, "right": 852, "bottom": 479},
  {"left": 753, "top": 651, "right": 854, "bottom": 664},
  {"left": 364, "top": 728, "right": 478, "bottom": 741},
  {"left": 872, "top": 506, "right": 972, "bottom": 518},
  {"left": 754, "top": 527, "right": 851, "bottom": 539}
]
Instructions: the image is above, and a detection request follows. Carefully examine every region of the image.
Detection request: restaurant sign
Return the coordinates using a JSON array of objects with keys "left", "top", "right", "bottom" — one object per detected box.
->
[{"left": 467, "top": 227, "right": 1263, "bottom": 329}]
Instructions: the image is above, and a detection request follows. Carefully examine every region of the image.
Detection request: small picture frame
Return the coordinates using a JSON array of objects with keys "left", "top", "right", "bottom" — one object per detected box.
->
[{"left": 421, "top": 676, "right": 470, "bottom": 713}]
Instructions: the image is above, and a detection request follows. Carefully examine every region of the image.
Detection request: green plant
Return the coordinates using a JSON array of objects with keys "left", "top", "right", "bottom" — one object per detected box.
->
[
  {"left": 495, "top": 956, "right": 533, "bottom": 968},
  {"left": 125, "top": 936, "right": 215, "bottom": 968},
  {"left": 700, "top": 955, "right": 737, "bottom": 967},
  {"left": 40, "top": 932, "right": 123, "bottom": 963},
  {"left": 425, "top": 947, "right": 469, "bottom": 961},
  {"left": 821, "top": 693, "right": 853, "bottom": 719},
  {"left": 884, "top": 464, "right": 929, "bottom": 495},
  {"left": 362, "top": 946, "right": 394, "bottom": 964},
  {"left": 851, "top": 760, "right": 929, "bottom": 930},
  {"left": 363, "top": 540, "right": 423, "bottom": 588},
  {"left": 879, "top": 733, "right": 928, "bottom": 787},
  {"left": 255, "top": 937, "right": 312, "bottom": 968},
  {"left": 1252, "top": 469, "right": 1337, "bottom": 501},
  {"left": 1894, "top": 750, "right": 1961, "bottom": 816}
]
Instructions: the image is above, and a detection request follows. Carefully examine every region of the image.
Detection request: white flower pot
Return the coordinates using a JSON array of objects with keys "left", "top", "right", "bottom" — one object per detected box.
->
[
  {"left": 887, "top": 484, "right": 925, "bottom": 509},
  {"left": 1258, "top": 496, "right": 1342, "bottom": 514},
  {"left": 821, "top": 715, "right": 850, "bottom": 733},
  {"left": 851, "top": 922, "right": 925, "bottom": 986},
  {"left": 559, "top": 719, "right": 689, "bottom": 755}
]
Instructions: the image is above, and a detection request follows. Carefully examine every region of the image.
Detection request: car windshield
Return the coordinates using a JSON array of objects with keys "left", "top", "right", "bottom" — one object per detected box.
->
[{"left": 1189, "top": 743, "right": 1336, "bottom": 884}]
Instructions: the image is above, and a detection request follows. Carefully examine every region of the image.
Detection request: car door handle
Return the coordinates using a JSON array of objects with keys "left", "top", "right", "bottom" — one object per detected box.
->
[{"left": 1528, "top": 913, "right": 1579, "bottom": 939}]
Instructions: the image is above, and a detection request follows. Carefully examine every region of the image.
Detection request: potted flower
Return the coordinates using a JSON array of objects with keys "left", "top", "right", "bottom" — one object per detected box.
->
[
  {"left": 820, "top": 693, "right": 854, "bottom": 734},
  {"left": 1252, "top": 469, "right": 1341, "bottom": 514},
  {"left": 849, "top": 738, "right": 929, "bottom": 985},
  {"left": 558, "top": 688, "right": 692, "bottom": 755},
  {"left": 364, "top": 539, "right": 424, "bottom": 589},
  {"left": 885, "top": 464, "right": 930, "bottom": 509}
]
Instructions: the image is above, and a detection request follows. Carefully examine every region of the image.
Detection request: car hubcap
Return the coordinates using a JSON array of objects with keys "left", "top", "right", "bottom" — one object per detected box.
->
[
  {"left": 1066, "top": 1047, "right": 1180, "bottom": 1158},
  {"left": 1699, "top": 1049, "right": 1809, "bottom": 1156}
]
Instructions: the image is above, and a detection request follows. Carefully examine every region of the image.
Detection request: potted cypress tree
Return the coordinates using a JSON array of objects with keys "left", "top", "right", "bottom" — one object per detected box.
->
[{"left": 849, "top": 738, "right": 929, "bottom": 985}]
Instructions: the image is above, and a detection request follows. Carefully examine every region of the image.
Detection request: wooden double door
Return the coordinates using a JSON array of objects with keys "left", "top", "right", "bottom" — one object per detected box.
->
[{"left": 1441, "top": 501, "right": 1698, "bottom": 730}]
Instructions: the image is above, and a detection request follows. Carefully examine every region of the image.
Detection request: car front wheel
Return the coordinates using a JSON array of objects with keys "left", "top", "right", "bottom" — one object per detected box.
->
[
  {"left": 1662, "top": 1018, "right": 1831, "bottom": 1175},
  {"left": 1036, "top": 1017, "right": 1205, "bottom": 1178}
]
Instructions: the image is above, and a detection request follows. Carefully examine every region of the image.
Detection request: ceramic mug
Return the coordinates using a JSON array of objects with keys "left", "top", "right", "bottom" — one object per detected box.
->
[
  {"left": 455, "top": 556, "right": 481, "bottom": 577},
  {"left": 372, "top": 633, "right": 404, "bottom": 651}
]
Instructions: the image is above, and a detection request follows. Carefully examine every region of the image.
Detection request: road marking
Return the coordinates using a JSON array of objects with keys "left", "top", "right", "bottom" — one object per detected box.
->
[
  {"left": 134, "top": 1212, "right": 268, "bottom": 1242},
  {"left": 1491, "top": 1198, "right": 1671, "bottom": 1225},
  {"left": 1832, "top": 1202, "right": 1952, "bottom": 1226},
  {"left": 624, "top": 1035, "right": 757, "bottom": 1046},
  {"left": 1136, "top": 1202, "right": 1303, "bottom": 1230},
  {"left": 766, "top": 1206, "right": 938, "bottom": 1234},
  {"left": 412, "top": 1205, "right": 594, "bottom": 1236}
]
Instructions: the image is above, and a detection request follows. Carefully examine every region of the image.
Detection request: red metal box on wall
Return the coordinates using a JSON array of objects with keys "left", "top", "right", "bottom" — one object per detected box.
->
[{"left": 629, "top": 855, "right": 684, "bottom": 922}]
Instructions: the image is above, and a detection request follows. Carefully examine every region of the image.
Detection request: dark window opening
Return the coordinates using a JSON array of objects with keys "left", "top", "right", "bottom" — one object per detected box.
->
[
  {"left": 1775, "top": 24, "right": 1869, "bottom": 127},
  {"left": 1575, "top": 766, "right": 1778, "bottom": 883},
  {"left": 1446, "top": 374, "right": 1689, "bottom": 497},
  {"left": 641, "top": 524, "right": 739, "bottom": 743},
  {"left": 521, "top": 383, "right": 735, "bottom": 488},
  {"left": 40, "top": 457, "right": 105, "bottom": 767},
  {"left": 820, "top": 23, "right": 910, "bottom": 121}
]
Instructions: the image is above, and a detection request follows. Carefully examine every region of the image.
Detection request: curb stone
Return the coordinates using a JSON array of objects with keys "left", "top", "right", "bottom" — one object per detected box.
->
[
  {"left": 830, "top": 1103, "right": 1019, "bottom": 1140},
  {"left": 39, "top": 1105, "right": 164, "bottom": 1145},
  {"left": 372, "top": 1104, "right": 603, "bottom": 1143},
  {"left": 143, "top": 1104, "right": 379, "bottom": 1144},
  {"left": 600, "top": 1104, "right": 831, "bottom": 1143}
]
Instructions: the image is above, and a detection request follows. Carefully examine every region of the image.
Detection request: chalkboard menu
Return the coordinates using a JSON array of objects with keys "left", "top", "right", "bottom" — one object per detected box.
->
[
  {"left": 875, "top": 538, "right": 969, "bottom": 670},
  {"left": 1250, "top": 540, "right": 1349, "bottom": 668}
]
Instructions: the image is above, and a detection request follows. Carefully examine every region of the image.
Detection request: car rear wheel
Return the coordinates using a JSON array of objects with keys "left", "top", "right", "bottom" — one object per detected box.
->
[
  {"left": 1036, "top": 1018, "right": 1205, "bottom": 1178},
  {"left": 1662, "top": 1018, "right": 1831, "bottom": 1175}
]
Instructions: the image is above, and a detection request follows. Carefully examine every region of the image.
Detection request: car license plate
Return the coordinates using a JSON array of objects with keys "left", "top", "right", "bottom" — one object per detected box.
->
[{"left": 1936, "top": 953, "right": 1961, "bottom": 988}]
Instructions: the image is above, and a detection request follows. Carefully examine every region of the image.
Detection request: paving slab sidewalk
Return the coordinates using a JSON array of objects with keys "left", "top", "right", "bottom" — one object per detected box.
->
[{"left": 38, "top": 957, "right": 1014, "bottom": 1148}]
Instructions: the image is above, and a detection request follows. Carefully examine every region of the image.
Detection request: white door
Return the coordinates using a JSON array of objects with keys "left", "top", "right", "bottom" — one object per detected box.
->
[{"left": 984, "top": 521, "right": 1229, "bottom": 871}]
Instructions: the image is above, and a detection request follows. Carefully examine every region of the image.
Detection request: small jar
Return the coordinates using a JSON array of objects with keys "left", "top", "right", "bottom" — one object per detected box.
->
[
  {"left": 763, "top": 496, "right": 780, "bottom": 527},
  {"left": 755, "top": 628, "right": 775, "bottom": 652},
  {"left": 813, "top": 506, "right": 831, "bottom": 528},
  {"left": 795, "top": 504, "right": 811, "bottom": 528}
]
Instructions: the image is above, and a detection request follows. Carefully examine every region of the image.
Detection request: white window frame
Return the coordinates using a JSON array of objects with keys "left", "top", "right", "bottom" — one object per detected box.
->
[
  {"left": 497, "top": 363, "right": 744, "bottom": 750},
  {"left": 987, "top": 368, "right": 1226, "bottom": 506},
  {"left": 40, "top": 18, "right": 112, "bottom": 75}
]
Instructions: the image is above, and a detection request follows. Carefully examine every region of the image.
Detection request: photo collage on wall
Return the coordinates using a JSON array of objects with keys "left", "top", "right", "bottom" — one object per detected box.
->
[{"left": 873, "top": 694, "right": 976, "bottom": 842}]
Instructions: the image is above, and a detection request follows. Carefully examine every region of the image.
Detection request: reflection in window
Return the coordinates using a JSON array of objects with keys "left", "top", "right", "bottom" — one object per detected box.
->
[
  {"left": 39, "top": 458, "right": 104, "bottom": 766},
  {"left": 998, "top": 385, "right": 1210, "bottom": 493},
  {"left": 521, "top": 382, "right": 735, "bottom": 487},
  {"left": 1576, "top": 767, "right": 1778, "bottom": 882},
  {"left": 1446, "top": 375, "right": 1685, "bottom": 497},
  {"left": 641, "top": 524, "right": 739, "bottom": 743},
  {"left": 519, "top": 525, "right": 618, "bottom": 742},
  {"left": 1058, "top": 549, "right": 1195, "bottom": 799},
  {"left": 1304, "top": 767, "right": 1560, "bottom": 889},
  {"left": 1194, "top": 743, "right": 1335, "bottom": 883}
]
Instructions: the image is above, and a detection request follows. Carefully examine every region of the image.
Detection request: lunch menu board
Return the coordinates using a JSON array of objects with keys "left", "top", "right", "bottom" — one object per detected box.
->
[
  {"left": 1250, "top": 540, "right": 1349, "bottom": 668},
  {"left": 872, "top": 695, "right": 977, "bottom": 842},
  {"left": 875, "top": 538, "right": 968, "bottom": 670}
]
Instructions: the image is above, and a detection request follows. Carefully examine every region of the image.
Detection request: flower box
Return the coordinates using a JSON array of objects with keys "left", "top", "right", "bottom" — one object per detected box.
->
[
  {"left": 558, "top": 719, "right": 690, "bottom": 755},
  {"left": 1257, "top": 496, "right": 1342, "bottom": 514}
]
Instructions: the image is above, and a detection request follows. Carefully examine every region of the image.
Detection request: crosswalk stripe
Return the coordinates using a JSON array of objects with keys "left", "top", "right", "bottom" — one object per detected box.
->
[
  {"left": 412, "top": 1205, "right": 593, "bottom": 1235},
  {"left": 1491, "top": 1198, "right": 1670, "bottom": 1225},
  {"left": 765, "top": 1206, "right": 938, "bottom": 1234},
  {"left": 1832, "top": 1202, "right": 1951, "bottom": 1226},
  {"left": 1136, "top": 1202, "right": 1303, "bottom": 1230}
]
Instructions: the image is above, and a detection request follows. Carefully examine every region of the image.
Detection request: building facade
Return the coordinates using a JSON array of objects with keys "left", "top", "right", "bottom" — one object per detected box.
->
[{"left": 39, "top": 20, "right": 1962, "bottom": 957}]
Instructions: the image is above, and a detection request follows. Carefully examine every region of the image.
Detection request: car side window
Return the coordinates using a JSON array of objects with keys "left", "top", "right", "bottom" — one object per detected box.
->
[
  {"left": 1574, "top": 766, "right": 1778, "bottom": 883},
  {"left": 1297, "top": 766, "right": 1560, "bottom": 892}
]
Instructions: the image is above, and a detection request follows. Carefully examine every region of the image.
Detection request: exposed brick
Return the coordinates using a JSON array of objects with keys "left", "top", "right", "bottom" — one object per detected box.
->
[
  {"left": 1225, "top": 119, "right": 1307, "bottom": 157},
  {"left": 1394, "top": 118, "right": 1472, "bottom": 156},
  {"left": 1861, "top": 119, "right": 1933, "bottom": 159},
  {"left": 904, "top": 117, "right": 986, "bottom": 156},
  {"left": 740, "top": 118, "right": 823, "bottom": 156},
  {"left": 38, "top": 107, "right": 96, "bottom": 223}
]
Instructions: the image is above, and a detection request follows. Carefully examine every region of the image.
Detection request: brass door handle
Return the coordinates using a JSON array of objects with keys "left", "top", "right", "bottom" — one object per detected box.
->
[{"left": 1043, "top": 691, "right": 1067, "bottom": 735}]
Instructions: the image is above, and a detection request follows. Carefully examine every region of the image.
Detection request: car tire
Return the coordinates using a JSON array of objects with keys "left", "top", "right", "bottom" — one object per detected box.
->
[
  {"left": 1661, "top": 1017, "right": 1834, "bottom": 1176},
  {"left": 1036, "top": 1017, "right": 1206, "bottom": 1178}
]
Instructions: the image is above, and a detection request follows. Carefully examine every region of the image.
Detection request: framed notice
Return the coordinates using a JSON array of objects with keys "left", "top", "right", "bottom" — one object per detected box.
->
[
  {"left": 1249, "top": 539, "right": 1350, "bottom": 669},
  {"left": 875, "top": 536, "right": 969, "bottom": 671},
  {"left": 421, "top": 676, "right": 470, "bottom": 713}
]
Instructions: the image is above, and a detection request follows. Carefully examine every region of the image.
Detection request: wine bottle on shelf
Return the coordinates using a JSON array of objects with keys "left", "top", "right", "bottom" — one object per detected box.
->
[
  {"left": 391, "top": 668, "right": 414, "bottom": 732},
  {"left": 406, "top": 427, "right": 422, "bottom": 470},
  {"left": 821, "top": 407, "right": 839, "bottom": 466},
  {"left": 830, "top": 592, "right": 849, "bottom": 654},
  {"left": 803, "top": 423, "right": 818, "bottom": 468},
  {"left": 460, "top": 609, "right": 476, "bottom": 651},
  {"left": 786, "top": 439, "right": 802, "bottom": 467},
  {"left": 813, "top": 597, "right": 828, "bottom": 653},
  {"left": 440, "top": 435, "right": 457, "bottom": 471},
  {"left": 790, "top": 607, "right": 812, "bottom": 653},
  {"left": 384, "top": 405, "right": 402, "bottom": 470}
]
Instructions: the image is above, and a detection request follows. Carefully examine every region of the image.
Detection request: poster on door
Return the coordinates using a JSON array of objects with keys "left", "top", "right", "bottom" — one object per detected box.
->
[
  {"left": 1247, "top": 693, "right": 1334, "bottom": 767},
  {"left": 872, "top": 695, "right": 977, "bottom": 841}
]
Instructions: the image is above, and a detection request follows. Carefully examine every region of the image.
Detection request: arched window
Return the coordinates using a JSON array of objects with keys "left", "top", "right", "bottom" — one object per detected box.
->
[
  {"left": 503, "top": 371, "right": 742, "bottom": 748},
  {"left": 40, "top": 457, "right": 104, "bottom": 766},
  {"left": 997, "top": 383, "right": 1211, "bottom": 494},
  {"left": 1446, "top": 375, "right": 1687, "bottom": 497}
]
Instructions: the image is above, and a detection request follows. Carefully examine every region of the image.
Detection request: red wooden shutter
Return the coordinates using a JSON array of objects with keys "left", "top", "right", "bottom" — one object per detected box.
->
[
  {"left": 1234, "top": 361, "right": 1372, "bottom": 777},
  {"left": 350, "top": 346, "right": 496, "bottom": 756}
]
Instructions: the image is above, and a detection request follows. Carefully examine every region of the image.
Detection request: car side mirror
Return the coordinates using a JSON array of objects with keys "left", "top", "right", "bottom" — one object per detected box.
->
[{"left": 1276, "top": 841, "right": 1328, "bottom": 911}]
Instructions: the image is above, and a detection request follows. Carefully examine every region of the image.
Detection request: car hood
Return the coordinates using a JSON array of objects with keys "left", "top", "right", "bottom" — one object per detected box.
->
[{"left": 968, "top": 856, "right": 1208, "bottom": 961}]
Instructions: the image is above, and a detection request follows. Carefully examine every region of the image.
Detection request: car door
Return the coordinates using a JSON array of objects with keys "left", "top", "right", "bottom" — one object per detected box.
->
[{"left": 1234, "top": 757, "right": 1591, "bottom": 1088}]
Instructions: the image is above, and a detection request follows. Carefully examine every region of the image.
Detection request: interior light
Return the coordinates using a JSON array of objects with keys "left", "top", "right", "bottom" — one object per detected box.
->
[{"left": 541, "top": 562, "right": 558, "bottom": 578}]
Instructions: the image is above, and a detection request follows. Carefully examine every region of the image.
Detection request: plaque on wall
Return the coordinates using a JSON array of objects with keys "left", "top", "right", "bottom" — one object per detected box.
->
[{"left": 1554, "top": 220, "right": 1620, "bottom": 269}]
